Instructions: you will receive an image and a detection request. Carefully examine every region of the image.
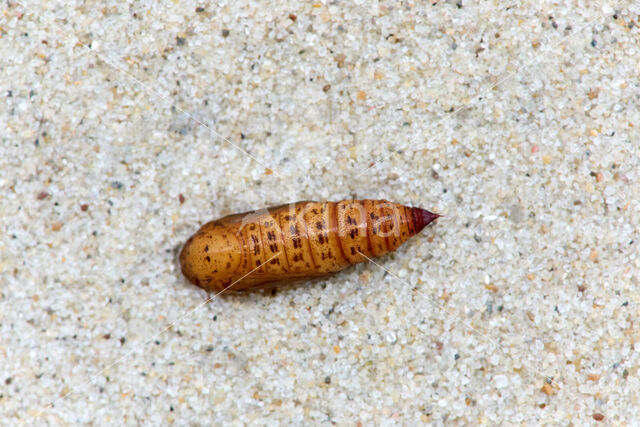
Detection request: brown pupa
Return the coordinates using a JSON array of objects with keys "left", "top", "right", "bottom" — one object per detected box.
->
[{"left": 179, "top": 200, "right": 439, "bottom": 292}]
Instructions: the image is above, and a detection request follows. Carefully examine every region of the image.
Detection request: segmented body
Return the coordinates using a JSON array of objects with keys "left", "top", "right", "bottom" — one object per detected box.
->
[{"left": 179, "top": 200, "right": 439, "bottom": 292}]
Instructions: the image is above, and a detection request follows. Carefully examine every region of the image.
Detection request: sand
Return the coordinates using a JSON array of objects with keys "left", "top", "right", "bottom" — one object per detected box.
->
[{"left": 1, "top": 0, "right": 639, "bottom": 424}]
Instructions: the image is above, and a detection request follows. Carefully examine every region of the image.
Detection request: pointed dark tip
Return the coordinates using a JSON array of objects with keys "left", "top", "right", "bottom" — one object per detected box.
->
[{"left": 411, "top": 207, "right": 440, "bottom": 233}]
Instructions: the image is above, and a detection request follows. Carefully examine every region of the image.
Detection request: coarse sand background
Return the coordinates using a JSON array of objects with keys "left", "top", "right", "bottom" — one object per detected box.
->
[{"left": 1, "top": 0, "right": 640, "bottom": 424}]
